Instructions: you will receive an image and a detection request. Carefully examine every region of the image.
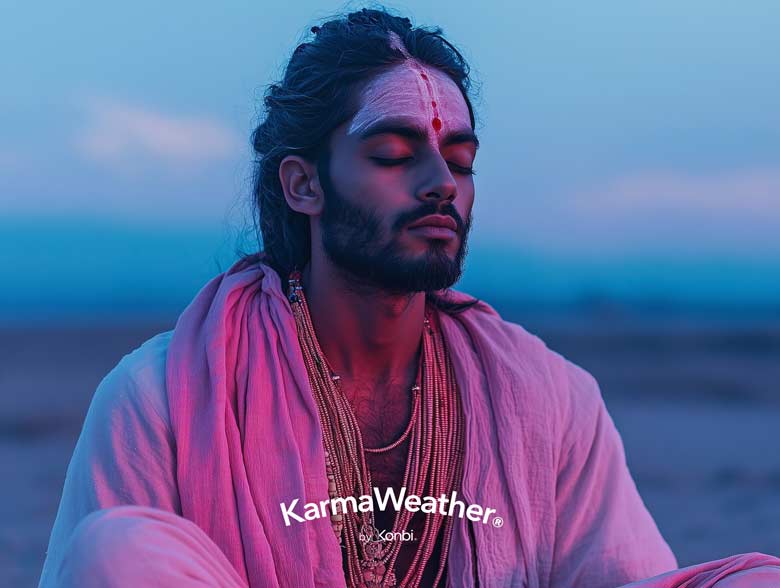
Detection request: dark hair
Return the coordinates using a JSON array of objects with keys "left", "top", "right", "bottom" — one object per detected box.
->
[{"left": 243, "top": 6, "right": 480, "bottom": 314}]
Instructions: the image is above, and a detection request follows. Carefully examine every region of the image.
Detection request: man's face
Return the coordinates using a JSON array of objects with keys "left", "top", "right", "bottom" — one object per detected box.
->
[{"left": 316, "top": 60, "right": 478, "bottom": 295}]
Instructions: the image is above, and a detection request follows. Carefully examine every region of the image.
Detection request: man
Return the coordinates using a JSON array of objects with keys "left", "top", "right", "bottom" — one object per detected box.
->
[{"left": 39, "top": 7, "right": 780, "bottom": 588}]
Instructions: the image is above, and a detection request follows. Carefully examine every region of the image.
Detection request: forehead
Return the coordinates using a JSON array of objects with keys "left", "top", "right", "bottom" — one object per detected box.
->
[{"left": 347, "top": 60, "right": 471, "bottom": 138}]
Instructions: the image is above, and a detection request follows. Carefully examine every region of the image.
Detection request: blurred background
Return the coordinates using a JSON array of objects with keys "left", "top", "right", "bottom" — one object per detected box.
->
[{"left": 1, "top": 1, "right": 779, "bottom": 585}]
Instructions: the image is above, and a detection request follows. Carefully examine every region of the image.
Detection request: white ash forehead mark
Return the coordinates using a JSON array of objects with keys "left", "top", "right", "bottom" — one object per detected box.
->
[
  {"left": 387, "top": 31, "right": 411, "bottom": 58},
  {"left": 346, "top": 64, "right": 432, "bottom": 136},
  {"left": 346, "top": 31, "right": 467, "bottom": 138},
  {"left": 386, "top": 31, "right": 441, "bottom": 126},
  {"left": 347, "top": 31, "right": 446, "bottom": 135}
]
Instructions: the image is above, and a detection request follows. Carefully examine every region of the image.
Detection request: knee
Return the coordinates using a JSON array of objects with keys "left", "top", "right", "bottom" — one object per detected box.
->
[
  {"left": 57, "top": 506, "right": 195, "bottom": 586},
  {"left": 55, "top": 505, "right": 247, "bottom": 588},
  {"left": 714, "top": 564, "right": 780, "bottom": 587}
]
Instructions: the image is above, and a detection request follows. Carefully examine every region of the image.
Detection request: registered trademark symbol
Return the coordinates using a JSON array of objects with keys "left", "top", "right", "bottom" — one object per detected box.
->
[{"left": 492, "top": 516, "right": 504, "bottom": 528}]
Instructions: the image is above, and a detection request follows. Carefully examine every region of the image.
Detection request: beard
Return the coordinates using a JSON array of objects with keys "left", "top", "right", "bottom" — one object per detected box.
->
[{"left": 317, "top": 152, "right": 472, "bottom": 295}]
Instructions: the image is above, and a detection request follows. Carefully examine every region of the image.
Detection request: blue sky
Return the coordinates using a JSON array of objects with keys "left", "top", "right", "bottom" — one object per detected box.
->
[{"left": 2, "top": 1, "right": 779, "bottom": 320}]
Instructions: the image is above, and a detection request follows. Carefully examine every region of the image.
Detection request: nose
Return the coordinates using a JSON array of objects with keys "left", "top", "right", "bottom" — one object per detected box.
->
[{"left": 416, "top": 155, "right": 457, "bottom": 203}]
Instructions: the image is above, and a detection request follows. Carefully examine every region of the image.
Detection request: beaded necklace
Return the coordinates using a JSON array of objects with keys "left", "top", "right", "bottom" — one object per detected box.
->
[{"left": 288, "top": 271, "right": 464, "bottom": 588}]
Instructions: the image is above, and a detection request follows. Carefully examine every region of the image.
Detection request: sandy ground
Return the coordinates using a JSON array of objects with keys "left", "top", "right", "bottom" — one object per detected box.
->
[{"left": 1, "top": 318, "right": 778, "bottom": 586}]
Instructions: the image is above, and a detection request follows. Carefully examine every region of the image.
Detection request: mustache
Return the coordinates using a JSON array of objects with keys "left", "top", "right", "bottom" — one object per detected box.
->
[{"left": 395, "top": 203, "right": 466, "bottom": 234}]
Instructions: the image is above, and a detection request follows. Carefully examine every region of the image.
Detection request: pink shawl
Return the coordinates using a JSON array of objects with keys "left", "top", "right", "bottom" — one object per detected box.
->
[
  {"left": 618, "top": 553, "right": 780, "bottom": 588},
  {"left": 165, "top": 255, "right": 780, "bottom": 587}
]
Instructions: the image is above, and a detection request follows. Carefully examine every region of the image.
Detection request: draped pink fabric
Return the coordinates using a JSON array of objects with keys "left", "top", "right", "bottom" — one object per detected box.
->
[
  {"left": 40, "top": 255, "right": 780, "bottom": 587},
  {"left": 618, "top": 553, "right": 780, "bottom": 588},
  {"left": 55, "top": 505, "right": 248, "bottom": 588},
  {"left": 165, "top": 255, "right": 346, "bottom": 587}
]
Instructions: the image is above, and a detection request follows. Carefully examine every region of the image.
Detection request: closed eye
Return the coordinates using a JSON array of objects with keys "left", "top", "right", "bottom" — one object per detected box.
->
[{"left": 370, "top": 157, "right": 476, "bottom": 175}]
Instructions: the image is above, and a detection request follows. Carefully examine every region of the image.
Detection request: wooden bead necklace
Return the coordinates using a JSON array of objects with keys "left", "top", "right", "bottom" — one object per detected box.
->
[{"left": 288, "top": 271, "right": 464, "bottom": 588}]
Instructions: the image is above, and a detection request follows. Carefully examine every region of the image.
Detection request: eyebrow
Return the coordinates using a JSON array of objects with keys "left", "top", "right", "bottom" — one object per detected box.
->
[{"left": 358, "top": 117, "right": 480, "bottom": 149}]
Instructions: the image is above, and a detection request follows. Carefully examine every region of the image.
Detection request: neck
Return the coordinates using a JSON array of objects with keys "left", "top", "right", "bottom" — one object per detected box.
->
[{"left": 300, "top": 252, "right": 425, "bottom": 389}]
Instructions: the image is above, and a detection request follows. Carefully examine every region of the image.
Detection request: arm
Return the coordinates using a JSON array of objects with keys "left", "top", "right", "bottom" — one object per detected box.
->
[
  {"left": 39, "top": 332, "right": 180, "bottom": 586},
  {"left": 550, "top": 360, "right": 678, "bottom": 588}
]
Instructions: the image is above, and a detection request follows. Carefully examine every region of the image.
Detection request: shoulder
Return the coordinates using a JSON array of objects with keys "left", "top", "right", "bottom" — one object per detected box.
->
[
  {"left": 88, "top": 330, "right": 174, "bottom": 430},
  {"left": 41, "top": 330, "right": 180, "bottom": 584},
  {"left": 452, "top": 299, "right": 603, "bottom": 420},
  {"left": 443, "top": 296, "right": 552, "bottom": 362}
]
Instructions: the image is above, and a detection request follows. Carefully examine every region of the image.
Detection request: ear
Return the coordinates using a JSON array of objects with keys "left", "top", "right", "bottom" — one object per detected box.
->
[{"left": 279, "top": 155, "right": 324, "bottom": 216}]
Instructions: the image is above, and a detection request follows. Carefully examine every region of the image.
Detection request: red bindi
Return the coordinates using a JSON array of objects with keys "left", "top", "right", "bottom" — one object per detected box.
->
[{"left": 417, "top": 71, "right": 441, "bottom": 133}]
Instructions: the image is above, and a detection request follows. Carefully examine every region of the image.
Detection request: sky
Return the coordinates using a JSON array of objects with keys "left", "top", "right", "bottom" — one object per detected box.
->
[{"left": 1, "top": 1, "right": 779, "bottom": 321}]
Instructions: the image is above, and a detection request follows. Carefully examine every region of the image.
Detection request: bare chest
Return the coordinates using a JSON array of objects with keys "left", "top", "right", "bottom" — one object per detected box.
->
[
  {"left": 340, "top": 381, "right": 414, "bottom": 493},
  {"left": 340, "top": 383, "right": 448, "bottom": 587}
]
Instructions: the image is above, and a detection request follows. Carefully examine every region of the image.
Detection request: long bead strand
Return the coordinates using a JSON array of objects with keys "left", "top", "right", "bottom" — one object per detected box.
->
[{"left": 288, "top": 272, "right": 464, "bottom": 588}]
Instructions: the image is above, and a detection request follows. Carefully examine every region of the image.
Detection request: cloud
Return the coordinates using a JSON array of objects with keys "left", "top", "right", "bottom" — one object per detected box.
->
[
  {"left": 573, "top": 167, "right": 780, "bottom": 219},
  {"left": 558, "top": 166, "right": 780, "bottom": 254},
  {"left": 74, "top": 97, "right": 243, "bottom": 170},
  {"left": 476, "top": 166, "right": 780, "bottom": 257}
]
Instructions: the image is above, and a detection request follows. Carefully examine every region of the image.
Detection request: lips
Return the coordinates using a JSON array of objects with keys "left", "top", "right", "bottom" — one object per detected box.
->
[{"left": 407, "top": 215, "right": 458, "bottom": 232}]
